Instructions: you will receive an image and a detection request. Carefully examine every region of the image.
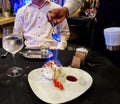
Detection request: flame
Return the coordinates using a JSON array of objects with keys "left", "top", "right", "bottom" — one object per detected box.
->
[{"left": 43, "top": 49, "right": 62, "bottom": 67}]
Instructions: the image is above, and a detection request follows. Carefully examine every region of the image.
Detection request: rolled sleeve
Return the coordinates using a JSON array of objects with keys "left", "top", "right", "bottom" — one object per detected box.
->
[{"left": 63, "top": 0, "right": 84, "bottom": 15}]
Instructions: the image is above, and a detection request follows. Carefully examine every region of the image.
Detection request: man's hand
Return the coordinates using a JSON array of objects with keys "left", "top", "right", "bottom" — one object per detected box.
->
[{"left": 47, "top": 7, "right": 69, "bottom": 25}]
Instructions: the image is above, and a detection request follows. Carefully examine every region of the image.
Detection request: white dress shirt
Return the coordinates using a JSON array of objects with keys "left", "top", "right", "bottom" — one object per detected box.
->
[
  {"left": 14, "top": 0, "right": 70, "bottom": 50},
  {"left": 64, "top": 0, "right": 84, "bottom": 15}
]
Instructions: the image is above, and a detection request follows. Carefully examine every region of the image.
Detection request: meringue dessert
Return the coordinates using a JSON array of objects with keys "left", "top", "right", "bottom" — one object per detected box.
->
[{"left": 42, "top": 60, "right": 63, "bottom": 80}]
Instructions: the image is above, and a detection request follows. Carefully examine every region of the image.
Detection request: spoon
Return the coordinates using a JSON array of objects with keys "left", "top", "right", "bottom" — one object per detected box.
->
[
  {"left": 19, "top": 50, "right": 31, "bottom": 55},
  {"left": 87, "top": 62, "right": 103, "bottom": 67},
  {"left": 51, "top": 22, "right": 61, "bottom": 42}
]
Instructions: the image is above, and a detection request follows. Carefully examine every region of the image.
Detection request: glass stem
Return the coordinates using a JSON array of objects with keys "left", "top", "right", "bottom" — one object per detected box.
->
[{"left": 12, "top": 54, "right": 16, "bottom": 67}]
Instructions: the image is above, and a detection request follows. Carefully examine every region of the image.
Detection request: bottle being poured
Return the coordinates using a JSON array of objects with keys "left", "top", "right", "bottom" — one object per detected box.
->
[{"left": 51, "top": 22, "right": 61, "bottom": 42}]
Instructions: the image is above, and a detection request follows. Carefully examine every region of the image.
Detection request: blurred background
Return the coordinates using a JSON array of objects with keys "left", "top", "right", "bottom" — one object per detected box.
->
[{"left": 0, "top": 0, "right": 65, "bottom": 16}]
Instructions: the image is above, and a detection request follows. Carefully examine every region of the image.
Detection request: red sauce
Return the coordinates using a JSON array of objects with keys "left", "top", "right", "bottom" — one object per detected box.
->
[{"left": 66, "top": 75, "right": 77, "bottom": 82}]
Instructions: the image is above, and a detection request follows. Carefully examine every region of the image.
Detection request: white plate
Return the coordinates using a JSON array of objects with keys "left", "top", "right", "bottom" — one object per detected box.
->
[
  {"left": 20, "top": 50, "right": 53, "bottom": 59},
  {"left": 28, "top": 67, "right": 93, "bottom": 104}
]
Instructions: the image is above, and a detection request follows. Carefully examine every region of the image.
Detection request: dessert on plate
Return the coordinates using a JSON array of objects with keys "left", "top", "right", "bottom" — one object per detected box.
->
[
  {"left": 41, "top": 60, "right": 64, "bottom": 90},
  {"left": 42, "top": 60, "right": 62, "bottom": 80}
]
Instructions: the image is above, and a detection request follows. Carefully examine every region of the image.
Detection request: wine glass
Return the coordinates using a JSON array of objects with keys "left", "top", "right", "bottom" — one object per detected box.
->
[
  {"left": 85, "top": 9, "right": 90, "bottom": 17},
  {"left": 2, "top": 28, "right": 24, "bottom": 77}
]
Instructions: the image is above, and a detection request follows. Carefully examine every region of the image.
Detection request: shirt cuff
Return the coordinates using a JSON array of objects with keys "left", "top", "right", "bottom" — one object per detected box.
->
[{"left": 63, "top": 0, "right": 83, "bottom": 15}]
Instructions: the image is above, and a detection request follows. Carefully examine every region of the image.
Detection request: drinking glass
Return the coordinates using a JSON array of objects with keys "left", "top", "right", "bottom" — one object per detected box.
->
[
  {"left": 2, "top": 28, "right": 24, "bottom": 77},
  {"left": 85, "top": 9, "right": 90, "bottom": 17}
]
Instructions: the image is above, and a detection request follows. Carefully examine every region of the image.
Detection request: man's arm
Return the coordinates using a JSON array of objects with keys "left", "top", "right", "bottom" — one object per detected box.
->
[
  {"left": 64, "top": 0, "right": 84, "bottom": 15},
  {"left": 47, "top": 0, "right": 84, "bottom": 25}
]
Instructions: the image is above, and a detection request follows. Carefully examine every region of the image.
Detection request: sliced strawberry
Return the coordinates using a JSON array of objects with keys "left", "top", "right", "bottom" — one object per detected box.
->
[
  {"left": 53, "top": 79, "right": 59, "bottom": 87},
  {"left": 53, "top": 79, "right": 64, "bottom": 90},
  {"left": 58, "top": 82, "right": 64, "bottom": 90}
]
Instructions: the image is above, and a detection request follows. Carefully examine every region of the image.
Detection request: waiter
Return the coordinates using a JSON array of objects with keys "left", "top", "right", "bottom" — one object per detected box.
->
[
  {"left": 91, "top": 0, "right": 120, "bottom": 52},
  {"left": 47, "top": 0, "right": 120, "bottom": 52}
]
